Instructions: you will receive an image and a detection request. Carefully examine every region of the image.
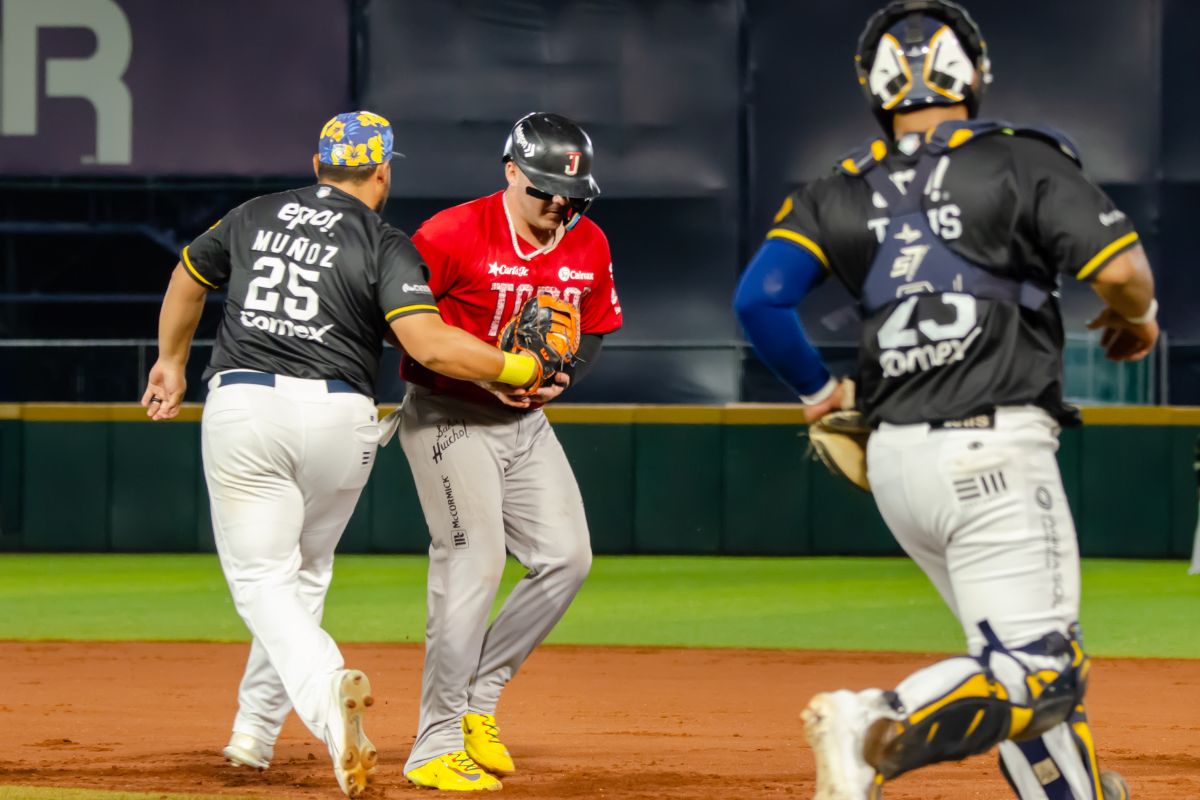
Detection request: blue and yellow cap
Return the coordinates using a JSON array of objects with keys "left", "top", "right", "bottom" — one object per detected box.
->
[{"left": 318, "top": 110, "right": 395, "bottom": 166}]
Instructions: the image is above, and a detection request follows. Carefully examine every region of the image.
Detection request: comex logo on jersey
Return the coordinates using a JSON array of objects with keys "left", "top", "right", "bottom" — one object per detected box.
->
[
  {"left": 240, "top": 311, "right": 334, "bottom": 342},
  {"left": 876, "top": 293, "right": 982, "bottom": 378}
]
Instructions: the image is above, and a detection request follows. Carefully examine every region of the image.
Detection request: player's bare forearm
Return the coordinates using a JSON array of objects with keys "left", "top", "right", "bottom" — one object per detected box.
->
[
  {"left": 157, "top": 264, "right": 208, "bottom": 365},
  {"left": 390, "top": 312, "right": 536, "bottom": 386},
  {"left": 142, "top": 263, "right": 207, "bottom": 420},
  {"left": 1086, "top": 246, "right": 1159, "bottom": 361},
  {"left": 1090, "top": 246, "right": 1155, "bottom": 319}
]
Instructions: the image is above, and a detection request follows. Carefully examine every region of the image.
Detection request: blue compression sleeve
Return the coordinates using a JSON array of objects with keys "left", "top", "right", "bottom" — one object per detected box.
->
[{"left": 733, "top": 238, "right": 832, "bottom": 397}]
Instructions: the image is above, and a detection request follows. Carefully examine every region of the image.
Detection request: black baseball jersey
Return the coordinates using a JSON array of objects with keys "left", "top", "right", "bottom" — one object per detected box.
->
[
  {"left": 769, "top": 121, "right": 1139, "bottom": 426},
  {"left": 182, "top": 184, "right": 438, "bottom": 397}
]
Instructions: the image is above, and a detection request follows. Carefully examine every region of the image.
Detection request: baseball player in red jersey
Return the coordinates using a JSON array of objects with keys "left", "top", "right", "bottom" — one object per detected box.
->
[{"left": 399, "top": 112, "right": 620, "bottom": 791}]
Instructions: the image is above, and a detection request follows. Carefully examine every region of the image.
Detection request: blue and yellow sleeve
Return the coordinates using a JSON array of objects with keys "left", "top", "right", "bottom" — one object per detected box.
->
[{"left": 733, "top": 236, "right": 833, "bottom": 399}]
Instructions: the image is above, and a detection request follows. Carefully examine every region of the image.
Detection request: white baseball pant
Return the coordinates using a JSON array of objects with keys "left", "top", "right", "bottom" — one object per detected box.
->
[
  {"left": 202, "top": 371, "right": 379, "bottom": 744},
  {"left": 868, "top": 405, "right": 1104, "bottom": 799}
]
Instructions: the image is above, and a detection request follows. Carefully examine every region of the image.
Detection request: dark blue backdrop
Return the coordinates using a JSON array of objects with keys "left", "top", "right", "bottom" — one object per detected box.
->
[{"left": 0, "top": 0, "right": 1193, "bottom": 403}]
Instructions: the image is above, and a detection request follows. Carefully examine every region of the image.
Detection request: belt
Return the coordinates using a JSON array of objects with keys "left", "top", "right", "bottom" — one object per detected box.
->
[
  {"left": 929, "top": 413, "right": 995, "bottom": 431},
  {"left": 218, "top": 371, "right": 360, "bottom": 394}
]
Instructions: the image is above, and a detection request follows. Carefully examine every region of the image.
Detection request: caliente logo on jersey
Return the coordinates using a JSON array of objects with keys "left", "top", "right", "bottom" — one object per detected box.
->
[{"left": 557, "top": 266, "right": 593, "bottom": 281}]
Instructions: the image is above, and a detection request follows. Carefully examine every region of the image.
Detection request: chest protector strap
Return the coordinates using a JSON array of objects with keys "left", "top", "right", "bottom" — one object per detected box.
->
[{"left": 841, "top": 120, "right": 1055, "bottom": 314}]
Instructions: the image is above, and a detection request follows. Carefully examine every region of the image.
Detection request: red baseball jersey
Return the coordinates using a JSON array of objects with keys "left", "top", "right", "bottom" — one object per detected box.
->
[{"left": 402, "top": 190, "right": 622, "bottom": 404}]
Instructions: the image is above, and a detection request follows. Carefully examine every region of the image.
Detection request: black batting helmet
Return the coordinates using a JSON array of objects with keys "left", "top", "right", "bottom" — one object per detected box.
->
[
  {"left": 503, "top": 112, "right": 600, "bottom": 229},
  {"left": 856, "top": 0, "right": 991, "bottom": 135}
]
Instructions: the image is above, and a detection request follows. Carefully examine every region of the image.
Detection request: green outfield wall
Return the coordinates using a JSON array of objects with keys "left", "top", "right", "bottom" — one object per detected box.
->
[{"left": 0, "top": 404, "right": 1196, "bottom": 558}]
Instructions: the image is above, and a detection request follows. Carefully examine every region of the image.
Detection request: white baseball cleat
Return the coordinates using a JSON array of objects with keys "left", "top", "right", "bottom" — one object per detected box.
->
[
  {"left": 325, "top": 669, "right": 377, "bottom": 798},
  {"left": 223, "top": 731, "right": 274, "bottom": 770},
  {"left": 1100, "top": 769, "right": 1130, "bottom": 800},
  {"left": 802, "top": 689, "right": 890, "bottom": 800}
]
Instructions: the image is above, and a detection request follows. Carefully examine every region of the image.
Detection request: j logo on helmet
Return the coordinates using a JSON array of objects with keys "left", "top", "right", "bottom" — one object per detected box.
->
[{"left": 564, "top": 152, "right": 581, "bottom": 176}]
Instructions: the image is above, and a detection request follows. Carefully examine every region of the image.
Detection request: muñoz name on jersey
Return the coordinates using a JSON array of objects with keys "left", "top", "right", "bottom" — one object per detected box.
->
[{"left": 181, "top": 183, "right": 438, "bottom": 397}]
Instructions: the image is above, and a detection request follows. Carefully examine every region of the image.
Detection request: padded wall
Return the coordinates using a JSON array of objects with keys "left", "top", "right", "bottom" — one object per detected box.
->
[{"left": 3, "top": 407, "right": 1195, "bottom": 559}]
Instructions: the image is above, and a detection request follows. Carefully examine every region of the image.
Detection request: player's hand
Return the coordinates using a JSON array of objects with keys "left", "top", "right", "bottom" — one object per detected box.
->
[
  {"left": 141, "top": 360, "right": 187, "bottom": 420},
  {"left": 475, "top": 372, "right": 569, "bottom": 408},
  {"left": 476, "top": 381, "right": 534, "bottom": 409},
  {"left": 1087, "top": 308, "right": 1159, "bottom": 362},
  {"left": 527, "top": 372, "right": 569, "bottom": 404},
  {"left": 803, "top": 380, "right": 846, "bottom": 424}
]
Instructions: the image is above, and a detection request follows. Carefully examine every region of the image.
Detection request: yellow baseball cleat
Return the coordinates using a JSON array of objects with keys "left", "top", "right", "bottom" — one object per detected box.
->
[
  {"left": 405, "top": 750, "right": 502, "bottom": 792},
  {"left": 462, "top": 713, "right": 515, "bottom": 775}
]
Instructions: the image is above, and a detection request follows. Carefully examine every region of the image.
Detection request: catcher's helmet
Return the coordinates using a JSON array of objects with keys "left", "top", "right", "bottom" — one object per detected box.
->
[
  {"left": 503, "top": 112, "right": 600, "bottom": 229},
  {"left": 856, "top": 0, "right": 991, "bottom": 135}
]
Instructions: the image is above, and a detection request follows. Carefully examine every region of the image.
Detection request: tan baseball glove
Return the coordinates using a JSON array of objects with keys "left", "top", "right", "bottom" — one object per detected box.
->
[{"left": 806, "top": 379, "right": 871, "bottom": 492}]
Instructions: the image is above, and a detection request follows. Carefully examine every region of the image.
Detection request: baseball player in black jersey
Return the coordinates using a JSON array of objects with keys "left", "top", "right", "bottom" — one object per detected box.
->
[
  {"left": 734, "top": 3, "right": 1154, "bottom": 799},
  {"left": 141, "top": 111, "right": 549, "bottom": 798}
]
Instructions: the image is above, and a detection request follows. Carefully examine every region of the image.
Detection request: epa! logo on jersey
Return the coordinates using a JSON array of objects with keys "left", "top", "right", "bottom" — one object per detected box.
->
[{"left": 278, "top": 202, "right": 344, "bottom": 233}]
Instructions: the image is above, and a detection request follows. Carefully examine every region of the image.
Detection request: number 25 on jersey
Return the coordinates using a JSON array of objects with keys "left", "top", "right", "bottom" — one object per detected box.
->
[{"left": 245, "top": 255, "right": 322, "bottom": 321}]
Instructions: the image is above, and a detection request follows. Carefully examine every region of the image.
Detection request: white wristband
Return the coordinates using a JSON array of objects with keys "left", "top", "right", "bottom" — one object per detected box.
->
[
  {"left": 800, "top": 376, "right": 839, "bottom": 406},
  {"left": 1122, "top": 298, "right": 1158, "bottom": 326}
]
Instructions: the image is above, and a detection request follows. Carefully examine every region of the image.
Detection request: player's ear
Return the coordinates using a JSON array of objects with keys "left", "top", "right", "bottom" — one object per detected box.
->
[
  {"left": 312, "top": 154, "right": 320, "bottom": 180},
  {"left": 504, "top": 160, "right": 519, "bottom": 187}
]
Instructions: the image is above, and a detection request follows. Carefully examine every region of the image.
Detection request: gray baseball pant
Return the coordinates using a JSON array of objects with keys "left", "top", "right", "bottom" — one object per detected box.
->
[{"left": 398, "top": 386, "right": 592, "bottom": 772}]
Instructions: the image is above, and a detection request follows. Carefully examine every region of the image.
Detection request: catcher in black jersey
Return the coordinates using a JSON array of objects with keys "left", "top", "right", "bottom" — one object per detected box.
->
[{"left": 734, "top": 2, "right": 1154, "bottom": 799}]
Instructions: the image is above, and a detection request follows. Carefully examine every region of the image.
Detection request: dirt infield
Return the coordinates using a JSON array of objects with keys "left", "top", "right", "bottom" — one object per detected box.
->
[{"left": 0, "top": 643, "right": 1196, "bottom": 799}]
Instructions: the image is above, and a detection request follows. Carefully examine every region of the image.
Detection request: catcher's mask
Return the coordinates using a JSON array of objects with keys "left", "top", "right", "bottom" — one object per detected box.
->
[
  {"left": 856, "top": 0, "right": 991, "bottom": 136},
  {"left": 503, "top": 111, "right": 600, "bottom": 230}
]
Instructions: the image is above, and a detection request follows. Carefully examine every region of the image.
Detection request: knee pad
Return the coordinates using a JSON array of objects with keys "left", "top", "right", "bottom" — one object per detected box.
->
[
  {"left": 975, "top": 621, "right": 1090, "bottom": 741},
  {"left": 1011, "top": 636, "right": 1091, "bottom": 742}
]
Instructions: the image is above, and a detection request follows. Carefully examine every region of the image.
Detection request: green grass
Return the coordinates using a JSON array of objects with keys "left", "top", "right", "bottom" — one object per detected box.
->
[{"left": 0, "top": 554, "right": 1196, "bottom": 657}]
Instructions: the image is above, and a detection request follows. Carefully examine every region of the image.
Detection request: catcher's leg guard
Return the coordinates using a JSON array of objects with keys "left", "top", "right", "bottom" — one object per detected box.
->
[
  {"left": 866, "top": 624, "right": 1090, "bottom": 783},
  {"left": 866, "top": 660, "right": 1018, "bottom": 780},
  {"left": 998, "top": 705, "right": 1127, "bottom": 800}
]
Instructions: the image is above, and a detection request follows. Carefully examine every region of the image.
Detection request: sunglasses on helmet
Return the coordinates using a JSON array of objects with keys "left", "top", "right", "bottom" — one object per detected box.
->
[
  {"left": 524, "top": 185, "right": 588, "bottom": 204},
  {"left": 524, "top": 186, "right": 594, "bottom": 230}
]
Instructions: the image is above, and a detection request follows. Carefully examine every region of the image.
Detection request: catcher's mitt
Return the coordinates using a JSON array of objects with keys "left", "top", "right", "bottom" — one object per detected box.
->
[
  {"left": 807, "top": 410, "right": 871, "bottom": 492},
  {"left": 498, "top": 295, "right": 581, "bottom": 388},
  {"left": 805, "top": 379, "right": 871, "bottom": 492}
]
